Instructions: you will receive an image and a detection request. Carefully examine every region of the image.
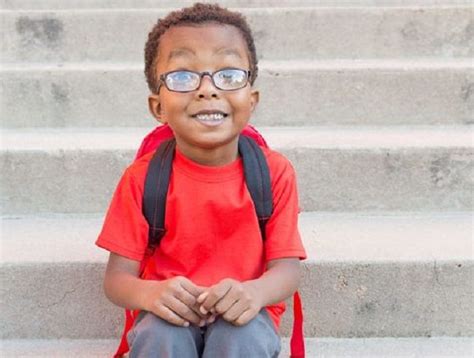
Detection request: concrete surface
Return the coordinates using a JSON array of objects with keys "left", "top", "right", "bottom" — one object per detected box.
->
[
  {"left": 1, "top": 337, "right": 473, "bottom": 357},
  {"left": 2, "top": 60, "right": 472, "bottom": 127},
  {"left": 2, "top": 126, "right": 473, "bottom": 214},
  {"left": 2, "top": 212, "right": 473, "bottom": 263},
  {"left": 2, "top": 7, "right": 472, "bottom": 63},
  {"left": 1, "top": 0, "right": 472, "bottom": 349},
  {"left": 2, "top": 0, "right": 474, "bottom": 9},
  {"left": 1, "top": 212, "right": 472, "bottom": 338}
]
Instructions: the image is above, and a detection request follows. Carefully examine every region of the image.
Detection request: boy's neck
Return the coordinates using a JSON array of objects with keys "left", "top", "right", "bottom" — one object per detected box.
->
[{"left": 176, "top": 140, "right": 239, "bottom": 167}]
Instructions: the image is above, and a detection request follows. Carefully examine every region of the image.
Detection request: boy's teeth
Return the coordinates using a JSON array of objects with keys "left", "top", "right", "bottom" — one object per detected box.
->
[{"left": 195, "top": 113, "right": 224, "bottom": 121}]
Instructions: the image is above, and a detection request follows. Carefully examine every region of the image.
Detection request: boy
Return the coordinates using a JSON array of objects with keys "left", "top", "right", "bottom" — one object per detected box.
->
[{"left": 96, "top": 3, "right": 306, "bottom": 357}]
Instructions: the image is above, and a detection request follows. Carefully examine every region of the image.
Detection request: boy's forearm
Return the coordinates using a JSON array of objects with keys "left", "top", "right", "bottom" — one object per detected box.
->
[
  {"left": 103, "top": 253, "right": 152, "bottom": 311},
  {"left": 104, "top": 269, "right": 152, "bottom": 311},
  {"left": 246, "top": 258, "right": 301, "bottom": 307}
]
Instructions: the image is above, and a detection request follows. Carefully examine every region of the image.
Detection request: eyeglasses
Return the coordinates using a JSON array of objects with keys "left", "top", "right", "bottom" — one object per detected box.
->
[{"left": 158, "top": 68, "right": 251, "bottom": 93}]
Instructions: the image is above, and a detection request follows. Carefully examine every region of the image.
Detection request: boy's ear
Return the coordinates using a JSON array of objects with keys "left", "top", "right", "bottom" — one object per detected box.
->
[
  {"left": 250, "top": 89, "right": 260, "bottom": 113},
  {"left": 148, "top": 94, "right": 166, "bottom": 124}
]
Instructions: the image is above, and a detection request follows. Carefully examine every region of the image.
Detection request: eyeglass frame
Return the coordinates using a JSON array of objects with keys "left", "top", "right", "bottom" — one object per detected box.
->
[{"left": 157, "top": 68, "right": 252, "bottom": 93}]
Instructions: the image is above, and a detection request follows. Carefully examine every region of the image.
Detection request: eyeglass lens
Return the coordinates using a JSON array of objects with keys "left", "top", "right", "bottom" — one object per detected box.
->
[{"left": 164, "top": 69, "right": 248, "bottom": 92}]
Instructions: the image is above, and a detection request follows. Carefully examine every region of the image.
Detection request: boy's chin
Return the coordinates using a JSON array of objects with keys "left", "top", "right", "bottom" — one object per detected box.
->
[{"left": 193, "top": 135, "right": 240, "bottom": 150}]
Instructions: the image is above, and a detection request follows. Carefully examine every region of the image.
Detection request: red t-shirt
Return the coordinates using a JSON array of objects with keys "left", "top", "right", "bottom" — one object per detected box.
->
[{"left": 96, "top": 146, "right": 306, "bottom": 329}]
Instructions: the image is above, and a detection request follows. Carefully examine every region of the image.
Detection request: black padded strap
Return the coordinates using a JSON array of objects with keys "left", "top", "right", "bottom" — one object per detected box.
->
[
  {"left": 142, "top": 139, "right": 176, "bottom": 249},
  {"left": 238, "top": 136, "right": 273, "bottom": 239}
]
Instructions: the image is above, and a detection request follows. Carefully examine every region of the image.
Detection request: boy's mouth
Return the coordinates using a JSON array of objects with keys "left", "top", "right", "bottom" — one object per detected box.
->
[{"left": 191, "top": 110, "right": 228, "bottom": 126}]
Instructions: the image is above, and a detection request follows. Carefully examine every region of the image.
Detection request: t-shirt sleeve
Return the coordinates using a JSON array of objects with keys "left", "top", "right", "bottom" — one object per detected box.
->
[
  {"left": 95, "top": 165, "right": 149, "bottom": 261},
  {"left": 264, "top": 153, "right": 307, "bottom": 262}
]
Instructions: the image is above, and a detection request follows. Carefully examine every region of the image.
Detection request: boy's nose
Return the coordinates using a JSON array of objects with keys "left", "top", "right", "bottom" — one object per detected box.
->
[{"left": 196, "top": 74, "right": 219, "bottom": 99}]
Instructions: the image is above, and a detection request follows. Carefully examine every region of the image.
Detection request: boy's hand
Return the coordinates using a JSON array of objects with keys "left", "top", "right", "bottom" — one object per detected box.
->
[
  {"left": 197, "top": 278, "right": 263, "bottom": 326},
  {"left": 144, "top": 276, "right": 209, "bottom": 328}
]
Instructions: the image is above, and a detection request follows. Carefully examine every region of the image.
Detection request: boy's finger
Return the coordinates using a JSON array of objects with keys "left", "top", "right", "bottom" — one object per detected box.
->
[
  {"left": 197, "top": 294, "right": 211, "bottom": 315},
  {"left": 200, "top": 305, "right": 208, "bottom": 315},
  {"left": 180, "top": 278, "right": 206, "bottom": 297},
  {"left": 214, "top": 284, "right": 240, "bottom": 314},
  {"left": 189, "top": 299, "right": 208, "bottom": 319},
  {"left": 194, "top": 284, "right": 208, "bottom": 292},
  {"left": 191, "top": 306, "right": 208, "bottom": 320},
  {"left": 233, "top": 309, "right": 255, "bottom": 326},
  {"left": 206, "top": 314, "right": 217, "bottom": 325},
  {"left": 197, "top": 291, "right": 209, "bottom": 304},
  {"left": 167, "top": 299, "right": 203, "bottom": 326},
  {"left": 222, "top": 299, "right": 247, "bottom": 322},
  {"left": 154, "top": 305, "right": 190, "bottom": 328},
  {"left": 175, "top": 285, "right": 201, "bottom": 308},
  {"left": 200, "top": 281, "right": 232, "bottom": 312}
]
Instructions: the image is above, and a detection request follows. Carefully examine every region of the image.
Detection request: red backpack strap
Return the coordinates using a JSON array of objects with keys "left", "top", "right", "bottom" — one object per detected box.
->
[
  {"left": 290, "top": 291, "right": 305, "bottom": 358},
  {"left": 113, "top": 309, "right": 134, "bottom": 358},
  {"left": 135, "top": 125, "right": 174, "bottom": 159}
]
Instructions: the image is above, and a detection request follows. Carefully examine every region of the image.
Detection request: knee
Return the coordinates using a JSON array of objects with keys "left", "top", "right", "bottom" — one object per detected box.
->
[
  {"left": 208, "top": 317, "right": 262, "bottom": 344},
  {"left": 205, "top": 313, "right": 280, "bottom": 357},
  {"left": 208, "top": 317, "right": 245, "bottom": 338},
  {"left": 128, "top": 313, "right": 197, "bottom": 353}
]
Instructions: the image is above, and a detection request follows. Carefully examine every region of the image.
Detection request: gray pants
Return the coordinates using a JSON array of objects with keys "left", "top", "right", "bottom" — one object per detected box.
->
[{"left": 127, "top": 309, "right": 281, "bottom": 358}]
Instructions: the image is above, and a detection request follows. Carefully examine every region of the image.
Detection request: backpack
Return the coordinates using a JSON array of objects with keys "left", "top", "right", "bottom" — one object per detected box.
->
[{"left": 114, "top": 124, "right": 305, "bottom": 358}]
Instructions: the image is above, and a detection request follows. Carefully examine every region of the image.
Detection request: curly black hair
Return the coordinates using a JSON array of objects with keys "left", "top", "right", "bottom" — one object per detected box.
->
[{"left": 144, "top": 3, "right": 258, "bottom": 93}]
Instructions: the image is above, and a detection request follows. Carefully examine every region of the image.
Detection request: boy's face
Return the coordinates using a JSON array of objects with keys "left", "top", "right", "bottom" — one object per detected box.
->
[{"left": 149, "top": 23, "right": 259, "bottom": 165}]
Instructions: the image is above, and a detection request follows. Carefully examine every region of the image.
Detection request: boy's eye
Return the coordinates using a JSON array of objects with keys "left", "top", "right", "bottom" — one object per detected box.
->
[
  {"left": 214, "top": 69, "right": 247, "bottom": 89},
  {"left": 160, "top": 68, "right": 249, "bottom": 92},
  {"left": 173, "top": 71, "right": 194, "bottom": 81},
  {"left": 165, "top": 71, "right": 200, "bottom": 91}
]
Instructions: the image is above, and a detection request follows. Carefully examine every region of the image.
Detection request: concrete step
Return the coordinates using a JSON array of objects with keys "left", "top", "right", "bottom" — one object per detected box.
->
[
  {"left": 1, "top": 212, "right": 472, "bottom": 339},
  {"left": 1, "top": 7, "right": 472, "bottom": 63},
  {"left": 1, "top": 60, "right": 472, "bottom": 128},
  {"left": 2, "top": 0, "right": 473, "bottom": 10},
  {"left": 2, "top": 337, "right": 473, "bottom": 358},
  {"left": 1, "top": 126, "right": 473, "bottom": 214},
  {"left": 2, "top": 125, "right": 473, "bottom": 214}
]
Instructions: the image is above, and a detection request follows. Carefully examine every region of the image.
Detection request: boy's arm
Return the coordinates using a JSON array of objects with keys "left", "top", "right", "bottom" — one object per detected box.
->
[
  {"left": 198, "top": 257, "right": 300, "bottom": 325},
  {"left": 247, "top": 257, "right": 301, "bottom": 307},
  {"left": 104, "top": 252, "right": 208, "bottom": 327}
]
